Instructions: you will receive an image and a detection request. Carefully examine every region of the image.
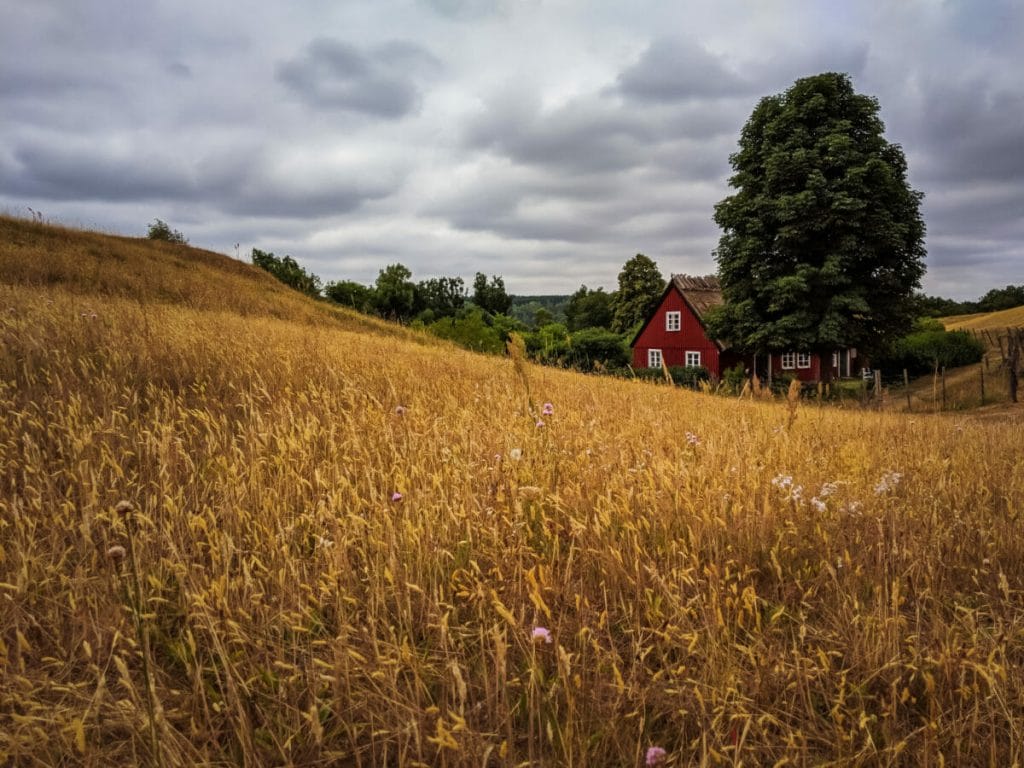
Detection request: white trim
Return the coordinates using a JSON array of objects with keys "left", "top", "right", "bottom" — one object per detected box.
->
[
  {"left": 647, "top": 349, "right": 663, "bottom": 368},
  {"left": 781, "top": 352, "right": 796, "bottom": 370},
  {"left": 797, "top": 352, "right": 812, "bottom": 369},
  {"left": 665, "top": 311, "right": 681, "bottom": 332},
  {"left": 685, "top": 350, "right": 701, "bottom": 367}
]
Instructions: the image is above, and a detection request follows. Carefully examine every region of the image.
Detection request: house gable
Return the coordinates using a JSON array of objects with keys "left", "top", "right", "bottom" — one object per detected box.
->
[{"left": 631, "top": 275, "right": 724, "bottom": 373}]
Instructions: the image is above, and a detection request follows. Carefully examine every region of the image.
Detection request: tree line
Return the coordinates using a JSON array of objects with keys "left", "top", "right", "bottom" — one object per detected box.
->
[{"left": 247, "top": 247, "right": 670, "bottom": 370}]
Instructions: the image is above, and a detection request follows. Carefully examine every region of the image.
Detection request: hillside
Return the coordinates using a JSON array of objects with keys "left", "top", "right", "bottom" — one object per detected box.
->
[
  {"left": 0, "top": 215, "right": 416, "bottom": 340},
  {"left": 941, "top": 304, "right": 1024, "bottom": 332},
  {"left": 2, "top": 220, "right": 1024, "bottom": 766}
]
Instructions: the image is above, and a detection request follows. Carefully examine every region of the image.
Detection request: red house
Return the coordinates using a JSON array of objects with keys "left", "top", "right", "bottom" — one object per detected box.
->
[{"left": 630, "top": 275, "right": 860, "bottom": 382}]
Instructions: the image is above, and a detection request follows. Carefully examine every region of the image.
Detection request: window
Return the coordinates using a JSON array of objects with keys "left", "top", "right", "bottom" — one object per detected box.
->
[
  {"left": 647, "top": 349, "right": 663, "bottom": 368},
  {"left": 797, "top": 352, "right": 812, "bottom": 369},
  {"left": 832, "top": 352, "right": 840, "bottom": 368},
  {"left": 781, "top": 352, "right": 796, "bottom": 370},
  {"left": 665, "top": 311, "right": 681, "bottom": 332},
  {"left": 685, "top": 351, "right": 701, "bottom": 367}
]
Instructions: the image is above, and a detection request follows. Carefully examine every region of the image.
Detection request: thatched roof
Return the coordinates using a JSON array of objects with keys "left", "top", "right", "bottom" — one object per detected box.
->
[{"left": 671, "top": 274, "right": 722, "bottom": 321}]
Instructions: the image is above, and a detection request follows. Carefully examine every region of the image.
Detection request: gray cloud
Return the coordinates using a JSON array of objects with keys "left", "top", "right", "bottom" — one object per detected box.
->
[
  {"left": 2, "top": 0, "right": 1023, "bottom": 299},
  {"left": 616, "top": 38, "right": 751, "bottom": 102},
  {"left": 276, "top": 38, "right": 440, "bottom": 118}
]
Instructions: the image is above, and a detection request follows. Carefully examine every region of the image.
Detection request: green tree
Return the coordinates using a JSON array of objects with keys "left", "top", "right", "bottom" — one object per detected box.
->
[
  {"left": 472, "top": 273, "right": 512, "bottom": 316},
  {"left": 417, "top": 276, "right": 467, "bottom": 319},
  {"left": 251, "top": 248, "right": 322, "bottom": 298},
  {"left": 147, "top": 219, "right": 187, "bottom": 244},
  {"left": 565, "top": 285, "right": 615, "bottom": 331},
  {"left": 611, "top": 254, "right": 664, "bottom": 333},
  {"left": 325, "top": 280, "right": 375, "bottom": 312},
  {"left": 707, "top": 73, "right": 926, "bottom": 368},
  {"left": 374, "top": 263, "right": 418, "bottom": 321},
  {"left": 977, "top": 285, "right": 1024, "bottom": 313},
  {"left": 428, "top": 308, "right": 504, "bottom": 354}
]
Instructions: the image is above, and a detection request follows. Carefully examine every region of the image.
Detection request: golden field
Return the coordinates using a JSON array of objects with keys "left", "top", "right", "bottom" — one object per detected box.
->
[{"left": 2, "top": 218, "right": 1024, "bottom": 766}]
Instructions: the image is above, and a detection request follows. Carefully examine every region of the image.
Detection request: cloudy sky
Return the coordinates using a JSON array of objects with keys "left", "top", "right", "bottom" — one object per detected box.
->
[{"left": 2, "top": 0, "right": 1022, "bottom": 298}]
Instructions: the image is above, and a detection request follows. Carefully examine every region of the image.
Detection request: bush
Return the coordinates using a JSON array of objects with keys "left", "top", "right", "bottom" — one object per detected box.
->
[
  {"left": 633, "top": 365, "right": 710, "bottom": 388},
  {"left": 428, "top": 308, "right": 504, "bottom": 354},
  {"left": 878, "top": 329, "right": 985, "bottom": 378},
  {"left": 567, "top": 328, "right": 629, "bottom": 370},
  {"left": 147, "top": 219, "right": 187, "bottom": 244},
  {"left": 524, "top": 323, "right": 571, "bottom": 365}
]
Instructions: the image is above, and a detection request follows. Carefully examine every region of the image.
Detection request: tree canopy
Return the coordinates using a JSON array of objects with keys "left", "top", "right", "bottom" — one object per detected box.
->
[
  {"left": 565, "top": 285, "right": 615, "bottom": 331},
  {"left": 706, "top": 72, "right": 926, "bottom": 359},
  {"left": 251, "top": 248, "right": 321, "bottom": 298},
  {"left": 472, "top": 273, "right": 512, "bottom": 316},
  {"left": 611, "top": 254, "right": 664, "bottom": 333}
]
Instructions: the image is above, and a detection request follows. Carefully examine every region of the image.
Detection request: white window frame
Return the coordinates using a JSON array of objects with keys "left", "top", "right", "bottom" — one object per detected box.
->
[
  {"left": 832, "top": 352, "right": 840, "bottom": 368},
  {"left": 797, "top": 352, "right": 812, "bottom": 369},
  {"left": 781, "top": 352, "right": 796, "bottom": 370},
  {"left": 647, "top": 349, "right": 663, "bottom": 368},
  {"left": 665, "top": 311, "right": 681, "bottom": 332},
  {"left": 685, "top": 351, "right": 701, "bottom": 367}
]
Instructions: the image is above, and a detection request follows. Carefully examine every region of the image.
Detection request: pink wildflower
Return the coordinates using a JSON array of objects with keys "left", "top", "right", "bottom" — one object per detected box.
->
[
  {"left": 530, "top": 626, "right": 552, "bottom": 644},
  {"left": 542, "top": 402, "right": 554, "bottom": 416},
  {"left": 535, "top": 419, "right": 545, "bottom": 428},
  {"left": 391, "top": 492, "right": 403, "bottom": 502},
  {"left": 646, "top": 746, "right": 667, "bottom": 766}
]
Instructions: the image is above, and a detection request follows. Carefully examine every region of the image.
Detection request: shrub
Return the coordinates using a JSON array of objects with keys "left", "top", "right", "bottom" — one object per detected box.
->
[
  {"left": 567, "top": 328, "right": 629, "bottom": 370},
  {"left": 147, "top": 219, "right": 187, "bottom": 244},
  {"left": 879, "top": 328, "right": 985, "bottom": 377}
]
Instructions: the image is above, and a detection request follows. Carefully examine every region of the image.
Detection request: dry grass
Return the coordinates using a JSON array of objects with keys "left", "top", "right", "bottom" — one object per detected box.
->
[
  {"left": 2, "top": 223, "right": 1024, "bottom": 766},
  {"left": 942, "top": 306, "right": 1024, "bottom": 333}
]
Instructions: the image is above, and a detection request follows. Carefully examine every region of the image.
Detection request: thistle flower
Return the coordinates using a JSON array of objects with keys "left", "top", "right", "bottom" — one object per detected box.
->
[
  {"left": 106, "top": 545, "right": 126, "bottom": 562},
  {"left": 531, "top": 626, "right": 552, "bottom": 644},
  {"left": 391, "top": 491, "right": 403, "bottom": 502},
  {"left": 536, "top": 419, "right": 545, "bottom": 428},
  {"left": 509, "top": 448, "right": 523, "bottom": 461},
  {"left": 394, "top": 405, "right": 407, "bottom": 416},
  {"left": 685, "top": 431, "right": 700, "bottom": 446},
  {"left": 645, "top": 746, "right": 667, "bottom": 766},
  {"left": 542, "top": 402, "right": 554, "bottom": 416}
]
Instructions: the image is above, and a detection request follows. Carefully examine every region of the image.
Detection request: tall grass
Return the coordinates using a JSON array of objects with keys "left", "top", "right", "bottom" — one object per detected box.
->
[{"left": 2, "top": 224, "right": 1024, "bottom": 765}]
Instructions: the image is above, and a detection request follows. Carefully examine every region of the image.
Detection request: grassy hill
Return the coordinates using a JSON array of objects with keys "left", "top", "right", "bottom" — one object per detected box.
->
[
  {"left": 2, "top": 219, "right": 1024, "bottom": 765},
  {"left": 941, "top": 304, "right": 1024, "bottom": 333}
]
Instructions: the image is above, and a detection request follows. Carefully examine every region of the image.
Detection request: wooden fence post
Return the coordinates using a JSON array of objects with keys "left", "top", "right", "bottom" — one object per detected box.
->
[
  {"left": 980, "top": 360, "right": 985, "bottom": 405},
  {"left": 875, "top": 370, "right": 883, "bottom": 410}
]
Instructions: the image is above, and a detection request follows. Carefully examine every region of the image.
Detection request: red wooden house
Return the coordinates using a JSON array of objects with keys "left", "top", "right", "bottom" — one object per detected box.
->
[{"left": 630, "top": 275, "right": 860, "bottom": 382}]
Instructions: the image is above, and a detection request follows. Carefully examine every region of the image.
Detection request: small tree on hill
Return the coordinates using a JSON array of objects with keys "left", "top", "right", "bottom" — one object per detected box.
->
[
  {"left": 147, "top": 219, "right": 188, "bottom": 244},
  {"left": 707, "top": 73, "right": 926, "bottom": 369},
  {"left": 374, "top": 263, "right": 418, "bottom": 321}
]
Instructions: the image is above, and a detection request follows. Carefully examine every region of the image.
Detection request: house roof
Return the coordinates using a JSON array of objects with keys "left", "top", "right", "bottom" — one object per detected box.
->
[
  {"left": 629, "top": 273, "right": 726, "bottom": 350},
  {"left": 671, "top": 274, "right": 722, "bottom": 320}
]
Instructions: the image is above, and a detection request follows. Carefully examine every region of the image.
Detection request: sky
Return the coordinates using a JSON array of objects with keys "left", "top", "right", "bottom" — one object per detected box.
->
[{"left": 2, "top": 0, "right": 1022, "bottom": 299}]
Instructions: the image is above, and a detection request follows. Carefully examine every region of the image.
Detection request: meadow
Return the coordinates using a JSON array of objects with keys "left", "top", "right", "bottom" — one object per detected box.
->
[{"left": 2, "top": 218, "right": 1023, "bottom": 766}]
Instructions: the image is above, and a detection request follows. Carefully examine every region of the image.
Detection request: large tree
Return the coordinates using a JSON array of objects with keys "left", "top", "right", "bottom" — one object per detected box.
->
[
  {"left": 611, "top": 254, "right": 664, "bottom": 333},
  {"left": 706, "top": 73, "right": 926, "bottom": 364}
]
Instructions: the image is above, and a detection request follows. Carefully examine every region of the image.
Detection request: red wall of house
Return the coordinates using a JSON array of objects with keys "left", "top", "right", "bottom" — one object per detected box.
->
[
  {"left": 632, "top": 288, "right": 721, "bottom": 374},
  {"left": 760, "top": 353, "right": 841, "bottom": 382}
]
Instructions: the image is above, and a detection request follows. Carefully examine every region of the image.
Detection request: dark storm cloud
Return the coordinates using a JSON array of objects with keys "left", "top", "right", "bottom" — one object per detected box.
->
[
  {"left": 276, "top": 38, "right": 440, "bottom": 118},
  {"left": 914, "top": 79, "right": 1024, "bottom": 184},
  {"left": 616, "top": 38, "right": 751, "bottom": 102},
  {"left": 6, "top": 142, "right": 200, "bottom": 203}
]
